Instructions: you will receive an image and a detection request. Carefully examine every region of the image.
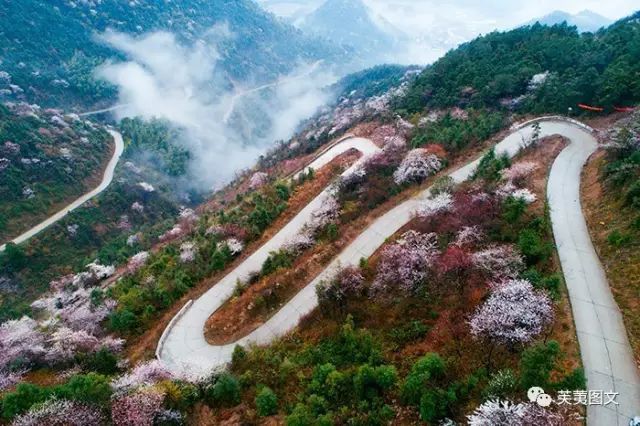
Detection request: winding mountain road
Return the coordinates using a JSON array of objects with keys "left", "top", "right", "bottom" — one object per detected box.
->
[
  {"left": 158, "top": 118, "right": 640, "bottom": 424},
  {"left": 0, "top": 129, "right": 124, "bottom": 251}
]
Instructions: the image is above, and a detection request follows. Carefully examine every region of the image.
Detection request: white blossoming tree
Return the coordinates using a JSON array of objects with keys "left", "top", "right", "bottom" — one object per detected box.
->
[
  {"left": 393, "top": 148, "right": 442, "bottom": 185},
  {"left": 469, "top": 279, "right": 554, "bottom": 347}
]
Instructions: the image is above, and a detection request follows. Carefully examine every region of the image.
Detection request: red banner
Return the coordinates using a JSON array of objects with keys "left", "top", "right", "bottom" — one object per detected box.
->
[
  {"left": 578, "top": 103, "right": 604, "bottom": 112},
  {"left": 614, "top": 106, "right": 635, "bottom": 112}
]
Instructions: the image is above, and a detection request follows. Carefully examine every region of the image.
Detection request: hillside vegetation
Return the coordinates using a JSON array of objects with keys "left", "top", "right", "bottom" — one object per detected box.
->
[
  {"left": 396, "top": 14, "right": 640, "bottom": 115},
  {"left": 0, "top": 0, "right": 345, "bottom": 109},
  {"left": 0, "top": 103, "right": 112, "bottom": 241}
]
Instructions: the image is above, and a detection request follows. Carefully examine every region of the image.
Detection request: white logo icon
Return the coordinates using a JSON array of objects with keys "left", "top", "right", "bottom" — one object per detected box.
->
[
  {"left": 527, "top": 387, "right": 544, "bottom": 402},
  {"left": 527, "top": 387, "right": 553, "bottom": 407},
  {"left": 536, "top": 393, "right": 553, "bottom": 407}
]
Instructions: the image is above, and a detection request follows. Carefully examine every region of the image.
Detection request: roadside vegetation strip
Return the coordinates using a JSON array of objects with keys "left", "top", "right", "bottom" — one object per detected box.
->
[{"left": 0, "top": 129, "right": 125, "bottom": 251}]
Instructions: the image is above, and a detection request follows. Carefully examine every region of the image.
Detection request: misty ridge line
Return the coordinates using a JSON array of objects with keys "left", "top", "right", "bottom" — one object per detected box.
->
[{"left": 92, "top": 25, "right": 337, "bottom": 192}]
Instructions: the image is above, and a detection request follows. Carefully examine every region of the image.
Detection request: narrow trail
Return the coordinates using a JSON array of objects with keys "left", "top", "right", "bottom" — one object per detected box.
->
[
  {"left": 0, "top": 129, "right": 124, "bottom": 251},
  {"left": 158, "top": 118, "right": 639, "bottom": 424}
]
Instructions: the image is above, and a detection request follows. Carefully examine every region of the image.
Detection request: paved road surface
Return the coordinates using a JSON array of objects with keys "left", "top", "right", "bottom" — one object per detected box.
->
[
  {"left": 158, "top": 119, "right": 640, "bottom": 424},
  {"left": 1, "top": 130, "right": 124, "bottom": 251}
]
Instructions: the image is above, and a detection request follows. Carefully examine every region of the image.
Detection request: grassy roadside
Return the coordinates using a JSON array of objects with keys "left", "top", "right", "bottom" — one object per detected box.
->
[{"left": 582, "top": 151, "right": 640, "bottom": 363}]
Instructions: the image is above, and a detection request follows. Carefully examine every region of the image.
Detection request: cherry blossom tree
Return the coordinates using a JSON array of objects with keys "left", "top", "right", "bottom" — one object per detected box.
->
[
  {"left": 414, "top": 192, "right": 453, "bottom": 218},
  {"left": 496, "top": 182, "right": 537, "bottom": 204},
  {"left": 112, "top": 360, "right": 174, "bottom": 392},
  {"left": 131, "top": 202, "right": 144, "bottom": 213},
  {"left": 372, "top": 231, "right": 439, "bottom": 294},
  {"left": 469, "top": 279, "right": 554, "bottom": 346},
  {"left": 436, "top": 245, "right": 473, "bottom": 277},
  {"left": 393, "top": 148, "right": 442, "bottom": 185},
  {"left": 307, "top": 195, "right": 340, "bottom": 233},
  {"left": 317, "top": 265, "right": 366, "bottom": 307},
  {"left": 283, "top": 232, "right": 315, "bottom": 255},
  {"left": 501, "top": 161, "right": 538, "bottom": 186},
  {"left": 159, "top": 225, "right": 183, "bottom": 242},
  {"left": 127, "top": 252, "right": 149, "bottom": 274},
  {"left": 248, "top": 171, "right": 269, "bottom": 190},
  {"left": 0, "top": 368, "right": 25, "bottom": 391},
  {"left": 220, "top": 238, "right": 244, "bottom": 256},
  {"left": 138, "top": 182, "right": 155, "bottom": 192},
  {"left": 0, "top": 316, "right": 46, "bottom": 370},
  {"left": 12, "top": 398, "right": 105, "bottom": 426},
  {"left": 179, "top": 242, "right": 197, "bottom": 263},
  {"left": 45, "top": 327, "right": 100, "bottom": 363},
  {"left": 454, "top": 226, "right": 485, "bottom": 247},
  {"left": 471, "top": 245, "right": 525, "bottom": 279},
  {"left": 111, "top": 387, "right": 165, "bottom": 426},
  {"left": 467, "top": 399, "right": 563, "bottom": 426}
]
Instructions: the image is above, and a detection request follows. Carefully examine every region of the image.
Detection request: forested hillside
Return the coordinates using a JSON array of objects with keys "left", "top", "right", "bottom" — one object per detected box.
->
[
  {"left": 396, "top": 13, "right": 640, "bottom": 115},
  {"left": 0, "top": 103, "right": 112, "bottom": 241},
  {"left": 0, "top": 0, "right": 346, "bottom": 109}
]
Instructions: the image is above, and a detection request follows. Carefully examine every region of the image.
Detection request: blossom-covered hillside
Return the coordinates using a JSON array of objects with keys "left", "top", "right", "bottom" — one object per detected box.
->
[{"left": 0, "top": 103, "right": 112, "bottom": 241}]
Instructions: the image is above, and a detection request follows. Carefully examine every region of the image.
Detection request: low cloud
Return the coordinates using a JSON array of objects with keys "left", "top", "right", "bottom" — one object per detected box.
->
[{"left": 96, "top": 27, "right": 335, "bottom": 191}]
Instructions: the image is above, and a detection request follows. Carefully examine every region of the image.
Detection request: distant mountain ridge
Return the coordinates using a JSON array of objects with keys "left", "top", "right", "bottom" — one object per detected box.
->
[
  {"left": 298, "top": 0, "right": 404, "bottom": 66},
  {"left": 525, "top": 10, "right": 613, "bottom": 33},
  {"left": 0, "top": 0, "right": 347, "bottom": 109}
]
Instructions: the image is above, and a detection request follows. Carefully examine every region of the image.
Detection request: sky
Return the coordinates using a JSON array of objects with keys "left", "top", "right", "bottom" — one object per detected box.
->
[
  {"left": 259, "top": 0, "right": 638, "bottom": 64},
  {"left": 364, "top": 0, "right": 639, "bottom": 33},
  {"left": 260, "top": 0, "right": 638, "bottom": 27}
]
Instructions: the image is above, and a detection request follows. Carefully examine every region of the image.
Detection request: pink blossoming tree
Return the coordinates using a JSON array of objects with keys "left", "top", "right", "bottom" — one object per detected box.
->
[{"left": 372, "top": 230, "right": 439, "bottom": 294}]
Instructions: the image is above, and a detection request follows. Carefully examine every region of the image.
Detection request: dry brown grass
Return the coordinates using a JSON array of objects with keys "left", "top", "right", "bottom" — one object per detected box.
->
[{"left": 582, "top": 151, "right": 640, "bottom": 364}]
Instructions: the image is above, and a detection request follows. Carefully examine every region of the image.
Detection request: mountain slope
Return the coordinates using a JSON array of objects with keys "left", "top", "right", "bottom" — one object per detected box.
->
[
  {"left": 0, "top": 104, "right": 112, "bottom": 242},
  {"left": 0, "top": 0, "right": 345, "bottom": 109},
  {"left": 397, "top": 12, "right": 640, "bottom": 114},
  {"left": 525, "top": 10, "right": 613, "bottom": 33},
  {"left": 299, "top": 0, "right": 401, "bottom": 64}
]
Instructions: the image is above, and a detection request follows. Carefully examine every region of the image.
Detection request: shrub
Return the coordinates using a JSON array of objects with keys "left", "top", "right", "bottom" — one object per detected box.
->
[
  {"left": 261, "top": 250, "right": 294, "bottom": 276},
  {"left": 255, "top": 386, "right": 278, "bottom": 417},
  {"left": 521, "top": 269, "right": 561, "bottom": 299},
  {"left": 431, "top": 176, "right": 455, "bottom": 196},
  {"left": 401, "top": 353, "right": 445, "bottom": 405},
  {"left": 502, "top": 196, "right": 527, "bottom": 224},
  {"left": 55, "top": 373, "right": 112, "bottom": 406},
  {"left": 353, "top": 364, "right": 397, "bottom": 401},
  {"left": 472, "top": 149, "right": 510, "bottom": 182},
  {"left": 1, "top": 243, "right": 27, "bottom": 271},
  {"left": 231, "top": 345, "right": 247, "bottom": 367},
  {"left": 484, "top": 369, "right": 518, "bottom": 399},
  {"left": 517, "top": 228, "right": 552, "bottom": 264},
  {"left": 607, "top": 230, "right": 632, "bottom": 247},
  {"left": 419, "top": 388, "right": 453, "bottom": 423},
  {"left": 109, "top": 309, "right": 138, "bottom": 333},
  {"left": 1, "top": 383, "right": 51, "bottom": 420},
  {"left": 207, "top": 373, "right": 241, "bottom": 407},
  {"left": 83, "top": 347, "right": 119, "bottom": 375},
  {"left": 553, "top": 367, "right": 586, "bottom": 391},
  {"left": 519, "top": 341, "right": 560, "bottom": 390},
  {"left": 388, "top": 320, "right": 428, "bottom": 347},
  {"left": 625, "top": 180, "right": 640, "bottom": 208}
]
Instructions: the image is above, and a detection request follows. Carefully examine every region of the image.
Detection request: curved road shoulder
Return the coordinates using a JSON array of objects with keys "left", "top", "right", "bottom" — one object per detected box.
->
[{"left": 1, "top": 129, "right": 125, "bottom": 251}]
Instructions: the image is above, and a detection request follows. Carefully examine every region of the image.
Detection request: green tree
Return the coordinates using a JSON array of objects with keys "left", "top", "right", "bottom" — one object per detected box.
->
[
  {"left": 255, "top": 386, "right": 278, "bottom": 417},
  {"left": 519, "top": 341, "right": 560, "bottom": 390}
]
